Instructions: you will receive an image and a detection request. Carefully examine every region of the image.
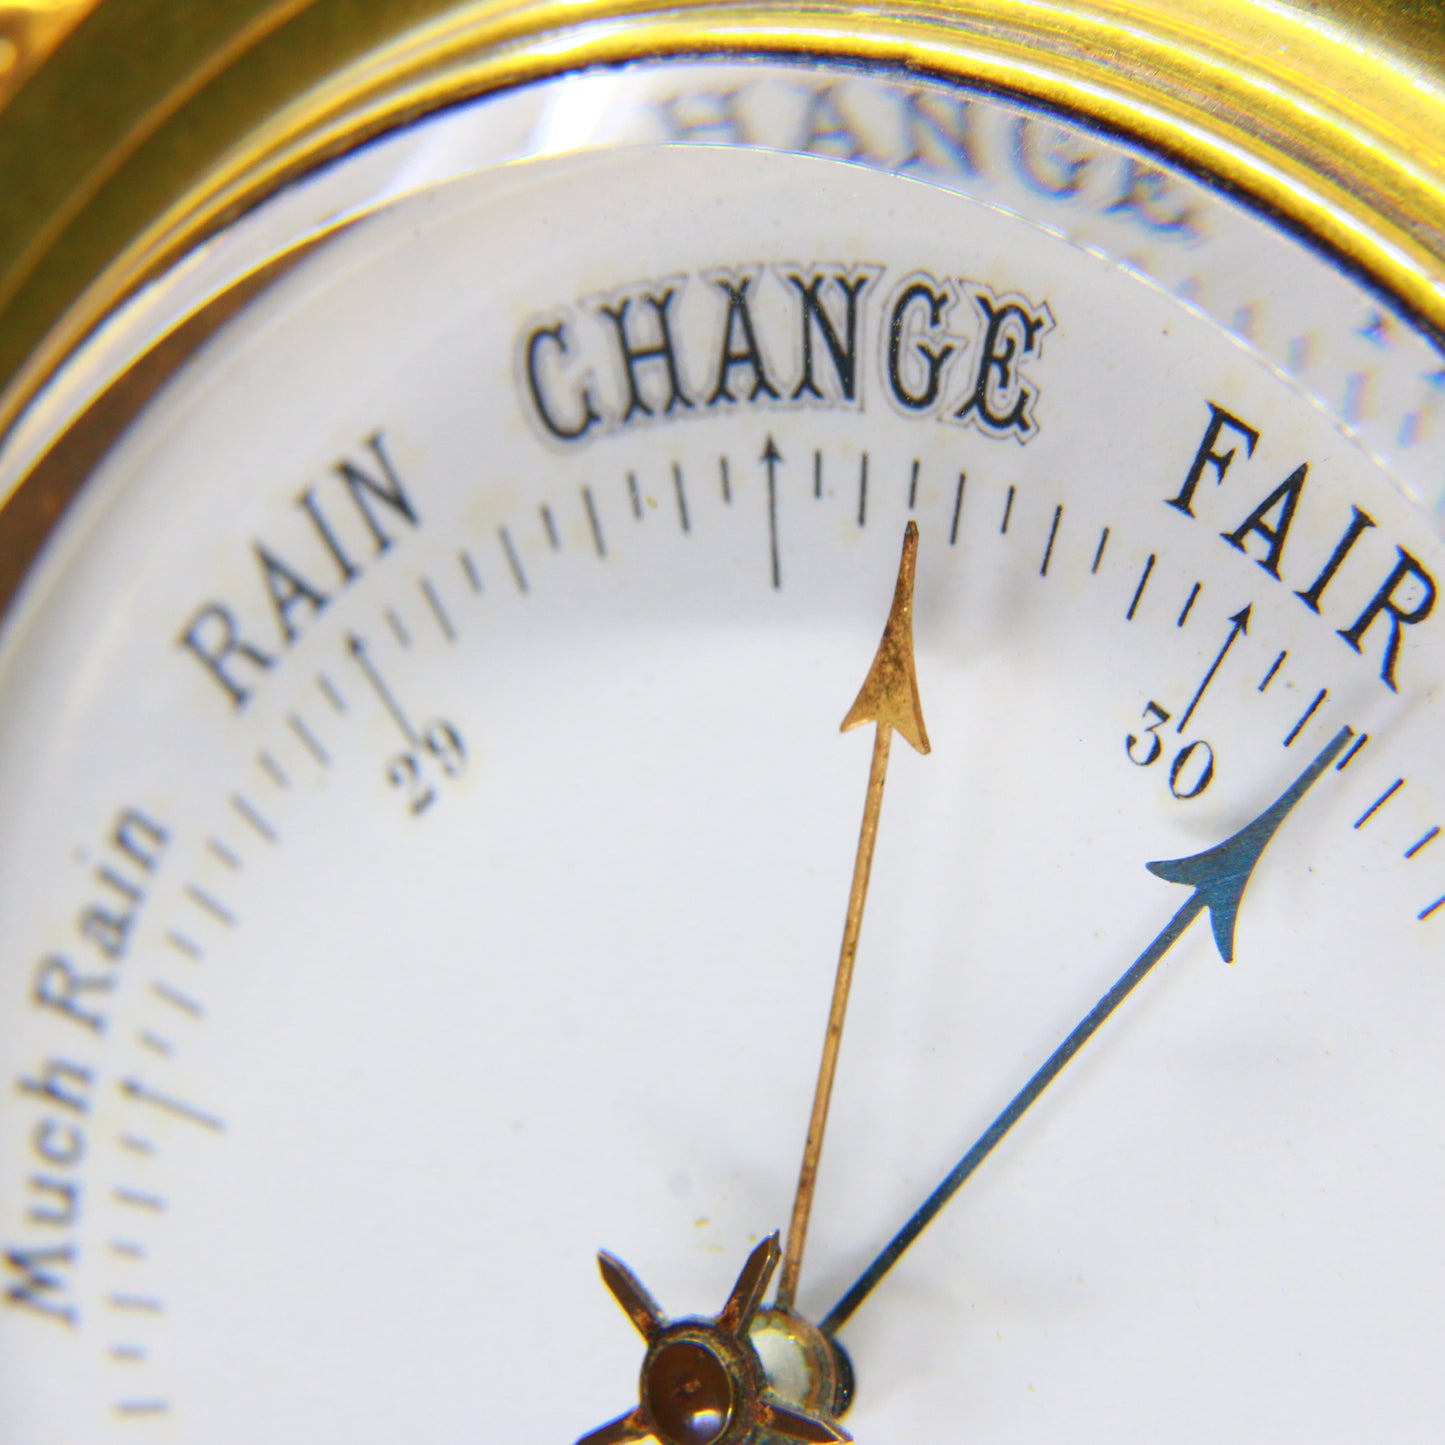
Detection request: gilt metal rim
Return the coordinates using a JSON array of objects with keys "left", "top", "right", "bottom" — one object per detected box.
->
[{"left": 0, "top": 0, "right": 1441, "bottom": 568}]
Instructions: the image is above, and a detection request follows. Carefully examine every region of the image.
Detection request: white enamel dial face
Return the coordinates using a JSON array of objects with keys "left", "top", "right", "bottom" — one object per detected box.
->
[{"left": 1, "top": 60, "right": 1443, "bottom": 1444}]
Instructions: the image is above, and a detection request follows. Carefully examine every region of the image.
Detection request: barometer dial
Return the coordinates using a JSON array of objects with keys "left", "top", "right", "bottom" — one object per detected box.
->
[{"left": 1, "top": 31, "right": 1443, "bottom": 1445}]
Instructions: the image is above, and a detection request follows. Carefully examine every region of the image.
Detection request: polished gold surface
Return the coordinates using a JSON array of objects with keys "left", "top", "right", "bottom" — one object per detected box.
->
[
  {"left": 778, "top": 522, "right": 930, "bottom": 1313},
  {"left": 0, "top": 0, "right": 98, "bottom": 109}
]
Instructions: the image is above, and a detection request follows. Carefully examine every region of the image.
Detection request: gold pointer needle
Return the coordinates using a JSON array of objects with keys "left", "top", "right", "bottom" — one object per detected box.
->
[{"left": 776, "top": 520, "right": 931, "bottom": 1312}]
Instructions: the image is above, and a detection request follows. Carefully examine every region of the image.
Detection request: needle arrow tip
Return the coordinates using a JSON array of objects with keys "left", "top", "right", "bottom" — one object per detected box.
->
[
  {"left": 1146, "top": 723, "right": 1353, "bottom": 963},
  {"left": 840, "top": 521, "right": 930, "bottom": 753}
]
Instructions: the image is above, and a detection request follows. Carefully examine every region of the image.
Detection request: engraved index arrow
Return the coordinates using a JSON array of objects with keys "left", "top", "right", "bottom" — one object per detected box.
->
[
  {"left": 763, "top": 435, "right": 784, "bottom": 591},
  {"left": 348, "top": 633, "right": 419, "bottom": 746},
  {"left": 1177, "top": 603, "right": 1250, "bottom": 734},
  {"left": 777, "top": 521, "right": 931, "bottom": 1310}
]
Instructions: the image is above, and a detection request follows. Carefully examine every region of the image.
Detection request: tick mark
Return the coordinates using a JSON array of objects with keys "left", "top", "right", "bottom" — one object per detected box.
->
[
  {"left": 857, "top": 452, "right": 869, "bottom": 527},
  {"left": 1177, "top": 582, "right": 1201, "bottom": 627},
  {"left": 499, "top": 527, "right": 528, "bottom": 593},
  {"left": 459, "top": 548, "right": 484, "bottom": 594},
  {"left": 1126, "top": 554, "right": 1156, "bottom": 621},
  {"left": 1283, "top": 688, "right": 1327, "bottom": 747},
  {"left": 118, "top": 1136, "right": 156, "bottom": 1156},
  {"left": 120, "top": 1079, "right": 225, "bottom": 1133},
  {"left": 1091, "top": 527, "right": 1110, "bottom": 574},
  {"left": 582, "top": 486, "right": 606, "bottom": 558},
  {"left": 628, "top": 471, "right": 643, "bottom": 519},
  {"left": 813, "top": 450, "right": 823, "bottom": 499},
  {"left": 109, "top": 1241, "right": 146, "bottom": 1260},
  {"left": 114, "top": 1401, "right": 169, "bottom": 1417},
  {"left": 1336, "top": 733, "right": 1369, "bottom": 771},
  {"left": 949, "top": 473, "right": 966, "bottom": 546},
  {"left": 288, "top": 713, "right": 331, "bottom": 766},
  {"left": 1000, "top": 484, "right": 1015, "bottom": 534},
  {"left": 1354, "top": 778, "right": 1404, "bottom": 829},
  {"left": 908, "top": 458, "right": 920, "bottom": 510},
  {"left": 114, "top": 1188, "right": 165, "bottom": 1213},
  {"left": 110, "top": 1346, "right": 148, "bottom": 1362},
  {"left": 673, "top": 463, "right": 690, "bottom": 533},
  {"left": 107, "top": 1296, "right": 163, "bottom": 1313},
  {"left": 185, "top": 883, "right": 235, "bottom": 928},
  {"left": 151, "top": 980, "right": 203, "bottom": 1018},
  {"left": 257, "top": 751, "right": 289, "bottom": 790},
  {"left": 1258, "top": 651, "right": 1287, "bottom": 692},
  {"left": 1039, "top": 504, "right": 1062, "bottom": 577},
  {"left": 316, "top": 673, "right": 348, "bottom": 714},
  {"left": 206, "top": 838, "right": 241, "bottom": 871},
  {"left": 420, "top": 577, "right": 455, "bottom": 641},
  {"left": 230, "top": 793, "right": 276, "bottom": 844},
  {"left": 719, "top": 456, "right": 732, "bottom": 504},
  {"left": 384, "top": 607, "right": 410, "bottom": 648},
  {"left": 540, "top": 504, "right": 561, "bottom": 551},
  {"left": 138, "top": 1031, "right": 172, "bottom": 1058},
  {"left": 1419, "top": 895, "right": 1445, "bottom": 921},
  {"left": 1405, "top": 827, "right": 1440, "bottom": 859},
  {"left": 165, "top": 930, "right": 202, "bottom": 961}
]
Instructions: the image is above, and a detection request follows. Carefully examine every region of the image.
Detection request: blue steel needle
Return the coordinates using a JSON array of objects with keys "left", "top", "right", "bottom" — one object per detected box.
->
[{"left": 820, "top": 723, "right": 1354, "bottom": 1336}]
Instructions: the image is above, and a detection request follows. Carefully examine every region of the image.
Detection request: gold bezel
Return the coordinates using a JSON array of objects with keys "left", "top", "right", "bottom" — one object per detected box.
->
[{"left": 0, "top": 0, "right": 1442, "bottom": 591}]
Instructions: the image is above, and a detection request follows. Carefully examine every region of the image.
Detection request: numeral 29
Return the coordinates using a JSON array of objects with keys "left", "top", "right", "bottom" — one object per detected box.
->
[{"left": 388, "top": 719, "right": 467, "bottom": 815}]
